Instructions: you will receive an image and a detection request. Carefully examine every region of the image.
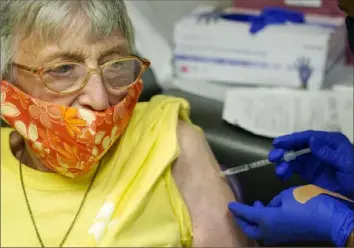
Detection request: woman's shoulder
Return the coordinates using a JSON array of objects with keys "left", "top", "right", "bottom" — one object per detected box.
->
[
  {"left": 171, "top": 120, "right": 252, "bottom": 246},
  {"left": 135, "top": 95, "right": 190, "bottom": 115},
  {"left": 128, "top": 95, "right": 192, "bottom": 135}
]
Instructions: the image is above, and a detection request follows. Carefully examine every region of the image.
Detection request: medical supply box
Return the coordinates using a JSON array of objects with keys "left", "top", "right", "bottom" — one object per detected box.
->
[{"left": 173, "top": 7, "right": 347, "bottom": 90}]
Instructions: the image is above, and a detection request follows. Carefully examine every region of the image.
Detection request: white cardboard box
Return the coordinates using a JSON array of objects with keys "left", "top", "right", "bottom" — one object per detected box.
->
[
  {"left": 173, "top": 7, "right": 347, "bottom": 90},
  {"left": 172, "top": 65, "right": 352, "bottom": 103}
]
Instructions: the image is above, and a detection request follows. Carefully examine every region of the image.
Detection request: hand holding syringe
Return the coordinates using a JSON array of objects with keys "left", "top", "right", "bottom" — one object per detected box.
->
[{"left": 220, "top": 148, "right": 311, "bottom": 176}]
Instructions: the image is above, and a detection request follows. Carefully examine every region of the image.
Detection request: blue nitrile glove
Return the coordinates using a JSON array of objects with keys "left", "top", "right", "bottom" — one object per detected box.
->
[
  {"left": 269, "top": 131, "right": 354, "bottom": 197},
  {"left": 229, "top": 187, "right": 354, "bottom": 246}
]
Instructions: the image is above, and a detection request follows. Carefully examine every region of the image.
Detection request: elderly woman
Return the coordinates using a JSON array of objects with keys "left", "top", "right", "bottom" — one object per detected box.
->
[{"left": 0, "top": 1, "right": 252, "bottom": 247}]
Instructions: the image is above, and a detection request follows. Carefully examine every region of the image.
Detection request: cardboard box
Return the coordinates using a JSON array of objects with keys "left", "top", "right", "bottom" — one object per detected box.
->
[
  {"left": 173, "top": 7, "right": 347, "bottom": 90},
  {"left": 233, "top": 0, "right": 353, "bottom": 64}
]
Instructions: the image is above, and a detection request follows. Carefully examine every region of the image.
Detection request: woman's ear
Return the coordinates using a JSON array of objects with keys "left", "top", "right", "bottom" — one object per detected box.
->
[{"left": 2, "top": 65, "right": 18, "bottom": 85}]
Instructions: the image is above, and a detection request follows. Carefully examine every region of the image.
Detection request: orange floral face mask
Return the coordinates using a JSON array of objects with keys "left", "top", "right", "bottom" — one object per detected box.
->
[{"left": 1, "top": 80, "right": 143, "bottom": 178}]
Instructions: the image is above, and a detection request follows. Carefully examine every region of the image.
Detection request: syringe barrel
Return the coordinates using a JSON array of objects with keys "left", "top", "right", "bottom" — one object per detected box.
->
[{"left": 283, "top": 148, "right": 311, "bottom": 162}]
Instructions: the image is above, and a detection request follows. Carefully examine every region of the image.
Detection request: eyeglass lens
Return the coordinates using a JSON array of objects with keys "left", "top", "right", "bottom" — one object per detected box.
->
[{"left": 41, "top": 58, "right": 143, "bottom": 92}]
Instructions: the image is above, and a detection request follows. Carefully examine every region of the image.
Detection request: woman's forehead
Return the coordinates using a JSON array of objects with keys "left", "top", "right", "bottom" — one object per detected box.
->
[
  {"left": 15, "top": 28, "right": 129, "bottom": 66},
  {"left": 12, "top": 0, "right": 132, "bottom": 49},
  {"left": 13, "top": 6, "right": 131, "bottom": 65}
]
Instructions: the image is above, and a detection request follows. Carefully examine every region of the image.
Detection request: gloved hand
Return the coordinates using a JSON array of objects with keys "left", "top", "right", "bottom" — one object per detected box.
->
[
  {"left": 229, "top": 187, "right": 354, "bottom": 246},
  {"left": 269, "top": 131, "right": 354, "bottom": 197}
]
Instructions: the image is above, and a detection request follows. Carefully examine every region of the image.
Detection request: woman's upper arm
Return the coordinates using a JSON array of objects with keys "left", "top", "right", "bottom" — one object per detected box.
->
[{"left": 172, "top": 121, "right": 255, "bottom": 247}]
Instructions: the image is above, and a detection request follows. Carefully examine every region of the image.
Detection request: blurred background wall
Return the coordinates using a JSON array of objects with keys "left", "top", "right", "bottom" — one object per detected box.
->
[{"left": 127, "top": 0, "right": 232, "bottom": 46}]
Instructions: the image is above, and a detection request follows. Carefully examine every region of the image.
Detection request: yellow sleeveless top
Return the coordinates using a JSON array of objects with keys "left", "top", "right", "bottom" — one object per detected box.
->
[{"left": 1, "top": 95, "right": 193, "bottom": 247}]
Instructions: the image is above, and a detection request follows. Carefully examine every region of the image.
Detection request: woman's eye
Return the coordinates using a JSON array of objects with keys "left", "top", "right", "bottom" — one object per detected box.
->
[
  {"left": 48, "top": 64, "right": 74, "bottom": 74},
  {"left": 110, "top": 62, "right": 122, "bottom": 68}
]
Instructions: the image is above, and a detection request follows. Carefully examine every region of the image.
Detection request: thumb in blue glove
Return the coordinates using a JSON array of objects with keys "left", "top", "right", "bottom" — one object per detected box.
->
[
  {"left": 229, "top": 187, "right": 354, "bottom": 246},
  {"left": 269, "top": 131, "right": 354, "bottom": 197}
]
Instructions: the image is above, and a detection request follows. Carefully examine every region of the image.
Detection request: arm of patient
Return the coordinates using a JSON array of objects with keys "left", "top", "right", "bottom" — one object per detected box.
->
[{"left": 172, "top": 121, "right": 256, "bottom": 247}]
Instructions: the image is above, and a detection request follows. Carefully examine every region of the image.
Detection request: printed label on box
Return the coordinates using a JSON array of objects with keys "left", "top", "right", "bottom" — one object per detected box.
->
[{"left": 285, "top": 0, "right": 322, "bottom": 8}]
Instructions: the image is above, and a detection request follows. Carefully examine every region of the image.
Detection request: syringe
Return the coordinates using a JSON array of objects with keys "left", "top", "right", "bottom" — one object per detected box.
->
[{"left": 220, "top": 148, "right": 311, "bottom": 177}]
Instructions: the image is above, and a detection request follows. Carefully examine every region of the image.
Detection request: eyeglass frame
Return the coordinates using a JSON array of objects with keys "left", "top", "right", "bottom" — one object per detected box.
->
[{"left": 11, "top": 55, "right": 151, "bottom": 94}]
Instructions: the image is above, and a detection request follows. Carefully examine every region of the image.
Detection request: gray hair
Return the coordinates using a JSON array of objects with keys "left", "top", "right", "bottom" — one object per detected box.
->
[{"left": 0, "top": 0, "right": 135, "bottom": 80}]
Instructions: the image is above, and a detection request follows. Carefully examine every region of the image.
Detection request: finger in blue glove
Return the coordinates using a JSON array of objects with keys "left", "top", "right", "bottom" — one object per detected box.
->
[
  {"left": 269, "top": 131, "right": 354, "bottom": 197},
  {"left": 229, "top": 187, "right": 354, "bottom": 246},
  {"left": 229, "top": 201, "right": 265, "bottom": 240}
]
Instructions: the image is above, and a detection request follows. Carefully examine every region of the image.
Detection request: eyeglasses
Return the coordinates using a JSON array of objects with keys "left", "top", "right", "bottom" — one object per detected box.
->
[{"left": 12, "top": 56, "right": 151, "bottom": 94}]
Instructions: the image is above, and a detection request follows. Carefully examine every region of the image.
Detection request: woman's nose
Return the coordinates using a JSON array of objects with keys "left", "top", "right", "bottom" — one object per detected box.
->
[{"left": 77, "top": 72, "right": 110, "bottom": 111}]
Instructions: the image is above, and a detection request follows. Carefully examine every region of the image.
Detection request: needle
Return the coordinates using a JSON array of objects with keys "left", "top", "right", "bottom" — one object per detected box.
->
[{"left": 220, "top": 148, "right": 311, "bottom": 176}]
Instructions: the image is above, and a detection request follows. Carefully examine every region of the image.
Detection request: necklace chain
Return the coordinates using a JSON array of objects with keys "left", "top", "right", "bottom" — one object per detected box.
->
[{"left": 19, "top": 150, "right": 101, "bottom": 247}]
